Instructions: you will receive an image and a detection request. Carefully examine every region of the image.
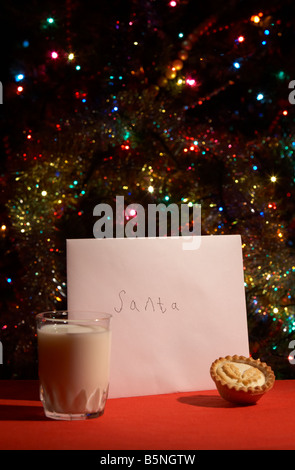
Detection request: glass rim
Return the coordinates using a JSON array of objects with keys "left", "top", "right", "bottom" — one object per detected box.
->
[{"left": 36, "top": 310, "right": 112, "bottom": 323}]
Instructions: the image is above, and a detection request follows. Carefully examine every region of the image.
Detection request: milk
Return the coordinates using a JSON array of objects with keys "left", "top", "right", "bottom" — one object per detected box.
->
[{"left": 37, "top": 323, "right": 111, "bottom": 418}]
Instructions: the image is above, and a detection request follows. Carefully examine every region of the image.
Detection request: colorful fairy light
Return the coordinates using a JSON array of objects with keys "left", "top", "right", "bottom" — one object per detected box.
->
[
  {"left": 15, "top": 74, "right": 24, "bottom": 82},
  {"left": 186, "top": 77, "right": 197, "bottom": 86},
  {"left": 51, "top": 51, "right": 58, "bottom": 59},
  {"left": 251, "top": 14, "right": 261, "bottom": 23}
]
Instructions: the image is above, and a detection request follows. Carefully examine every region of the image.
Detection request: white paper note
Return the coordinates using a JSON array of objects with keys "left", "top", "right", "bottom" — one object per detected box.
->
[{"left": 66, "top": 235, "right": 249, "bottom": 398}]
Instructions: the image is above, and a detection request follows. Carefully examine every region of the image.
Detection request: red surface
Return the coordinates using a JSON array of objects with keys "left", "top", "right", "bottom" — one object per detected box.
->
[{"left": 0, "top": 380, "right": 294, "bottom": 450}]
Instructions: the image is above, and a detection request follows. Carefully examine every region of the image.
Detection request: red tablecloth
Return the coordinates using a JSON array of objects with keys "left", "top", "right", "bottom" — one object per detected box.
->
[{"left": 0, "top": 380, "right": 294, "bottom": 450}]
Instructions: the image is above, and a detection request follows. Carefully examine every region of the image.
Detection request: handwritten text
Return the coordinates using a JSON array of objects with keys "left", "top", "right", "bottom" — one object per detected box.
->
[{"left": 114, "top": 289, "right": 180, "bottom": 314}]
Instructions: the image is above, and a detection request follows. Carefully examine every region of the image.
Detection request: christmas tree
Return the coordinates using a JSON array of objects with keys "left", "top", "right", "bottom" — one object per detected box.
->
[{"left": 1, "top": 0, "right": 295, "bottom": 379}]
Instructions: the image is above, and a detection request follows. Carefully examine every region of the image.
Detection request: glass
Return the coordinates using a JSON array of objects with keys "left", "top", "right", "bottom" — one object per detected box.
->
[{"left": 36, "top": 310, "right": 112, "bottom": 420}]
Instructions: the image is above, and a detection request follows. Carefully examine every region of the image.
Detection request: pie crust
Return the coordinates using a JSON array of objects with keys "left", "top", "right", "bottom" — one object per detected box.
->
[{"left": 210, "top": 355, "right": 275, "bottom": 405}]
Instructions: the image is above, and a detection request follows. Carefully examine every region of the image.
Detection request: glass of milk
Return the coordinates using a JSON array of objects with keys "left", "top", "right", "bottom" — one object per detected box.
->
[{"left": 36, "top": 310, "right": 112, "bottom": 420}]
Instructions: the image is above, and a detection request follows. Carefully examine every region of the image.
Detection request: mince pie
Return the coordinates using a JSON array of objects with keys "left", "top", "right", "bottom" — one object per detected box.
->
[{"left": 210, "top": 355, "right": 275, "bottom": 405}]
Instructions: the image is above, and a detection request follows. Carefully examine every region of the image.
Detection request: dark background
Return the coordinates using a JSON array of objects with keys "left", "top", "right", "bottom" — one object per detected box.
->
[{"left": 1, "top": 0, "right": 295, "bottom": 379}]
